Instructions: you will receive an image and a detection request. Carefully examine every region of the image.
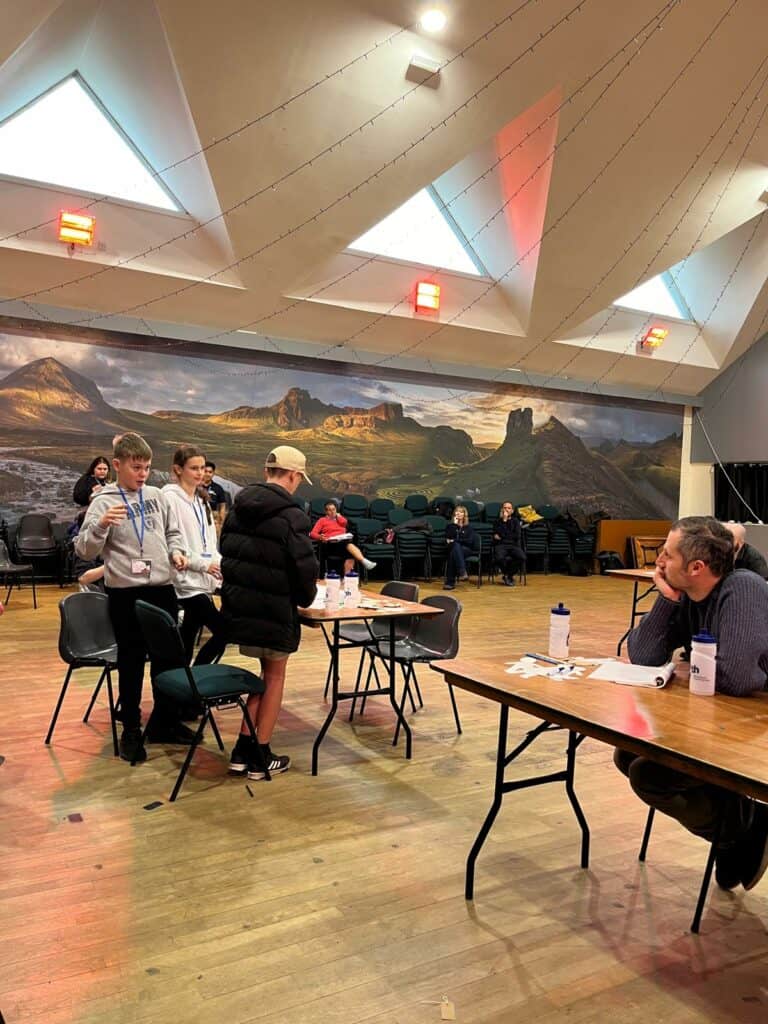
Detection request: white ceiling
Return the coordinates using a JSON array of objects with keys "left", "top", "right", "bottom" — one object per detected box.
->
[{"left": 0, "top": 0, "right": 767, "bottom": 405}]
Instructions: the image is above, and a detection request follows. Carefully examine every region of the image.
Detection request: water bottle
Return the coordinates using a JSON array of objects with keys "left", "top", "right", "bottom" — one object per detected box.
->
[
  {"left": 549, "top": 602, "right": 570, "bottom": 660},
  {"left": 344, "top": 570, "right": 360, "bottom": 608},
  {"left": 325, "top": 571, "right": 341, "bottom": 611},
  {"left": 690, "top": 631, "right": 717, "bottom": 696}
]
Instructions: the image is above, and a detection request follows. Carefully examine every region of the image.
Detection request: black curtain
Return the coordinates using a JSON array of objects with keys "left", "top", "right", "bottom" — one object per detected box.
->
[{"left": 714, "top": 463, "right": 768, "bottom": 522}]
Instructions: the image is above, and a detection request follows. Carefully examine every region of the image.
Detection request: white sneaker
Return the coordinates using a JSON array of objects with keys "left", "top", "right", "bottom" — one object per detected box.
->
[{"left": 362, "top": 559, "right": 377, "bottom": 570}]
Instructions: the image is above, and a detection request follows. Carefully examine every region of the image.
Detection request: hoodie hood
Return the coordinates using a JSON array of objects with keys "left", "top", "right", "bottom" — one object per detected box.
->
[{"left": 233, "top": 482, "right": 299, "bottom": 526}]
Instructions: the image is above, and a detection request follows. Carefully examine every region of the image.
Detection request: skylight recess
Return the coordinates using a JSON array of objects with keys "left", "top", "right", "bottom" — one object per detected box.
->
[
  {"left": 348, "top": 187, "right": 482, "bottom": 275},
  {"left": 0, "top": 76, "right": 180, "bottom": 212},
  {"left": 614, "top": 272, "right": 690, "bottom": 319}
]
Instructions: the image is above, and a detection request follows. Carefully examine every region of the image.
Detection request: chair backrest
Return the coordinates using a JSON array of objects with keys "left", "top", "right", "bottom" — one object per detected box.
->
[
  {"left": 388, "top": 509, "right": 413, "bottom": 526},
  {"left": 134, "top": 601, "right": 200, "bottom": 699},
  {"left": 58, "top": 592, "right": 116, "bottom": 665},
  {"left": 404, "top": 494, "right": 429, "bottom": 515},
  {"left": 423, "top": 515, "right": 447, "bottom": 536},
  {"left": 430, "top": 496, "right": 455, "bottom": 518},
  {"left": 17, "top": 513, "right": 57, "bottom": 551},
  {"left": 369, "top": 498, "right": 395, "bottom": 521},
  {"left": 483, "top": 501, "right": 502, "bottom": 522},
  {"left": 353, "top": 518, "right": 380, "bottom": 539},
  {"left": 340, "top": 494, "right": 369, "bottom": 518},
  {"left": 473, "top": 522, "right": 494, "bottom": 554},
  {"left": 537, "top": 504, "right": 560, "bottom": 520},
  {"left": 524, "top": 521, "right": 549, "bottom": 553},
  {"left": 370, "top": 580, "right": 419, "bottom": 639},
  {"left": 408, "top": 595, "right": 461, "bottom": 659}
]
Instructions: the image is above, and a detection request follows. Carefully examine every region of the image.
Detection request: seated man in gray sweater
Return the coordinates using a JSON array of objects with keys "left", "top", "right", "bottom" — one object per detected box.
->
[
  {"left": 615, "top": 516, "right": 768, "bottom": 891},
  {"left": 723, "top": 522, "right": 768, "bottom": 580}
]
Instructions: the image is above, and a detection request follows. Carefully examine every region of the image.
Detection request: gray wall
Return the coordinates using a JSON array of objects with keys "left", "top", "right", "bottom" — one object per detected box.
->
[{"left": 691, "top": 332, "right": 768, "bottom": 463}]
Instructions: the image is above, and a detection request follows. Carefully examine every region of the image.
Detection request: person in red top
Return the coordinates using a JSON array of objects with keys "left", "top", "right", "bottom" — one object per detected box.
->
[{"left": 310, "top": 501, "right": 376, "bottom": 573}]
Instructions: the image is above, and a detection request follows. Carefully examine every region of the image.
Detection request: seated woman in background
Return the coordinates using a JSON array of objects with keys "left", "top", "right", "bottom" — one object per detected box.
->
[
  {"left": 73, "top": 456, "right": 111, "bottom": 507},
  {"left": 493, "top": 500, "right": 526, "bottom": 587},
  {"left": 164, "top": 445, "right": 227, "bottom": 665},
  {"left": 444, "top": 505, "right": 476, "bottom": 590},
  {"left": 310, "top": 500, "right": 376, "bottom": 573}
]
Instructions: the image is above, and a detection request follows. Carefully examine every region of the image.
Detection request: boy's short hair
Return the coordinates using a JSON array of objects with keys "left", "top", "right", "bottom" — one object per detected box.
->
[
  {"left": 205, "top": 460, "right": 216, "bottom": 470},
  {"left": 113, "top": 432, "right": 152, "bottom": 461},
  {"left": 324, "top": 500, "right": 337, "bottom": 510}
]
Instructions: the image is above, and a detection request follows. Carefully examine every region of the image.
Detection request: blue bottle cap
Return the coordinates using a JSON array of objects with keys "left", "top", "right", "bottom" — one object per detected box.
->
[
  {"left": 692, "top": 631, "right": 716, "bottom": 644},
  {"left": 551, "top": 602, "right": 570, "bottom": 615},
  {"left": 345, "top": 571, "right": 359, "bottom": 578},
  {"left": 326, "top": 571, "right": 340, "bottom": 580}
]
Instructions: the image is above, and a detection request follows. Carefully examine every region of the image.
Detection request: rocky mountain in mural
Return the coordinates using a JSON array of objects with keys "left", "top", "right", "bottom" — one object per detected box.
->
[
  {"left": 0, "top": 356, "right": 680, "bottom": 518},
  {"left": 422, "top": 407, "right": 678, "bottom": 517}
]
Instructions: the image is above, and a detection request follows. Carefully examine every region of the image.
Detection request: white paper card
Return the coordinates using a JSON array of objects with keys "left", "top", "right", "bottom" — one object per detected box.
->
[{"left": 587, "top": 661, "right": 675, "bottom": 688}]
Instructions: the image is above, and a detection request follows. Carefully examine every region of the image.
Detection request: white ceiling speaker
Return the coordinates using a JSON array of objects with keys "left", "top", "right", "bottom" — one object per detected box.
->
[{"left": 406, "top": 53, "right": 442, "bottom": 88}]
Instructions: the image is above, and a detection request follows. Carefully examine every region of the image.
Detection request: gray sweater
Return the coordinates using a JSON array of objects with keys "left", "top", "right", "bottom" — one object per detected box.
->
[
  {"left": 75, "top": 483, "right": 184, "bottom": 588},
  {"left": 628, "top": 569, "right": 768, "bottom": 697}
]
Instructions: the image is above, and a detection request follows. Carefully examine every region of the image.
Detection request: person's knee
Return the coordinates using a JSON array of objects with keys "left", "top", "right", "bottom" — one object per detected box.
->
[{"left": 614, "top": 747, "right": 636, "bottom": 778}]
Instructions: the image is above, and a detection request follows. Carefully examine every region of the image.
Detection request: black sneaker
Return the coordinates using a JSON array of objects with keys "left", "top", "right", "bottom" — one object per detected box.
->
[
  {"left": 119, "top": 727, "right": 146, "bottom": 763},
  {"left": 229, "top": 733, "right": 256, "bottom": 774},
  {"left": 714, "top": 844, "right": 741, "bottom": 890},
  {"left": 145, "top": 721, "right": 198, "bottom": 745},
  {"left": 247, "top": 743, "right": 290, "bottom": 780},
  {"left": 740, "top": 803, "right": 768, "bottom": 890},
  {"left": 502, "top": 576, "right": 515, "bottom": 587}
]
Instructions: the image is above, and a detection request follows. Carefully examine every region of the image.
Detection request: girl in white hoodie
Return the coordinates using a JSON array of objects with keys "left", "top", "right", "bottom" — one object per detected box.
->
[{"left": 164, "top": 445, "right": 227, "bottom": 664}]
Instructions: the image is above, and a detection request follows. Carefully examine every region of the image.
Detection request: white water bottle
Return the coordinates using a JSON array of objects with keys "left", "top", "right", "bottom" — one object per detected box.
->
[
  {"left": 344, "top": 570, "right": 360, "bottom": 608},
  {"left": 690, "top": 631, "right": 717, "bottom": 696},
  {"left": 325, "top": 571, "right": 341, "bottom": 611},
  {"left": 549, "top": 602, "right": 570, "bottom": 660}
]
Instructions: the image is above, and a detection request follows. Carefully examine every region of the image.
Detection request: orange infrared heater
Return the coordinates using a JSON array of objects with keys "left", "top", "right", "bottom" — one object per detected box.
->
[
  {"left": 415, "top": 280, "right": 440, "bottom": 314},
  {"left": 641, "top": 325, "right": 669, "bottom": 349},
  {"left": 58, "top": 210, "right": 95, "bottom": 246}
]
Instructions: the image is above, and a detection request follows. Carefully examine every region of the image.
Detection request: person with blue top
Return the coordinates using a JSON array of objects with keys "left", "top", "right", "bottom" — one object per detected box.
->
[{"left": 443, "top": 505, "right": 476, "bottom": 590}]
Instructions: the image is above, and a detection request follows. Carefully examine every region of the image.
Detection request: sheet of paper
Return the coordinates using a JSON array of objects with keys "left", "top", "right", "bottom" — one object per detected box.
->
[{"left": 587, "top": 661, "right": 675, "bottom": 688}]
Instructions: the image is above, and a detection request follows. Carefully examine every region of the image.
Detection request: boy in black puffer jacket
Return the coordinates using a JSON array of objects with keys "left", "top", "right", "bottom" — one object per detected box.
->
[{"left": 220, "top": 446, "right": 318, "bottom": 780}]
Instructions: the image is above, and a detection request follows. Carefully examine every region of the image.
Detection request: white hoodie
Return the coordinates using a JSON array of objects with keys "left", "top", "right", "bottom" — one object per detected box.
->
[{"left": 162, "top": 483, "right": 220, "bottom": 597}]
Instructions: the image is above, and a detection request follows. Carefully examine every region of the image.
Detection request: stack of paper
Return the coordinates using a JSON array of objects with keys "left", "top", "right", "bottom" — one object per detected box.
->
[{"left": 587, "top": 661, "right": 675, "bottom": 688}]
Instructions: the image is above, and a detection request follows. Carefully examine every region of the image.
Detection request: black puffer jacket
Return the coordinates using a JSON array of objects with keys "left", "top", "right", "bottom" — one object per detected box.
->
[{"left": 220, "top": 483, "right": 318, "bottom": 652}]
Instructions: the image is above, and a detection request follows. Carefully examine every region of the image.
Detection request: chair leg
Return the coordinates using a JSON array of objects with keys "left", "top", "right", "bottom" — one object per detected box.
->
[
  {"left": 448, "top": 682, "right": 462, "bottom": 735},
  {"left": 83, "top": 668, "right": 107, "bottom": 723},
  {"left": 411, "top": 666, "right": 424, "bottom": 709},
  {"left": 105, "top": 669, "right": 119, "bottom": 757},
  {"left": 638, "top": 807, "right": 655, "bottom": 862},
  {"left": 135, "top": 710, "right": 156, "bottom": 766},
  {"left": 208, "top": 709, "right": 225, "bottom": 751},
  {"left": 402, "top": 662, "right": 417, "bottom": 713},
  {"left": 348, "top": 647, "right": 368, "bottom": 722},
  {"left": 393, "top": 663, "right": 413, "bottom": 747},
  {"left": 359, "top": 651, "right": 380, "bottom": 717},
  {"left": 169, "top": 712, "right": 208, "bottom": 802},
  {"left": 31, "top": 568, "right": 37, "bottom": 610},
  {"left": 45, "top": 666, "right": 74, "bottom": 744}
]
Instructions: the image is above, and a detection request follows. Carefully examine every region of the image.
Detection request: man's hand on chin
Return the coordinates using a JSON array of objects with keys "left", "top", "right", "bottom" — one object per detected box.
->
[{"left": 655, "top": 567, "right": 682, "bottom": 602}]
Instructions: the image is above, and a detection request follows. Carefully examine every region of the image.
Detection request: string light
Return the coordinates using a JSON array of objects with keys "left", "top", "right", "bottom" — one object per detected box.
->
[{"left": 0, "top": 0, "right": 581, "bottom": 320}]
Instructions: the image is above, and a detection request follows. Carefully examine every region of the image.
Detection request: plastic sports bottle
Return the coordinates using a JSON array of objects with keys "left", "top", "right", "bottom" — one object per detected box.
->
[
  {"left": 325, "top": 571, "right": 341, "bottom": 611},
  {"left": 549, "top": 602, "right": 571, "bottom": 660},
  {"left": 690, "top": 631, "right": 717, "bottom": 696},
  {"left": 344, "top": 571, "right": 360, "bottom": 608}
]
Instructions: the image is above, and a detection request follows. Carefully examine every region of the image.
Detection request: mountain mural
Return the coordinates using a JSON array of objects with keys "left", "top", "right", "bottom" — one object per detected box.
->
[{"left": 0, "top": 355, "right": 681, "bottom": 519}]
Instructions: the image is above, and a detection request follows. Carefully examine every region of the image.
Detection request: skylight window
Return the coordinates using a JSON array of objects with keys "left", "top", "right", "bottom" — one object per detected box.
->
[
  {"left": 0, "top": 76, "right": 180, "bottom": 212},
  {"left": 348, "top": 187, "right": 482, "bottom": 276},
  {"left": 614, "top": 272, "right": 690, "bottom": 319}
]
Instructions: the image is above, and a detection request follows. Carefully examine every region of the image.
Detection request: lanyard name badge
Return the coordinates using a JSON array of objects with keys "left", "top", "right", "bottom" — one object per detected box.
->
[
  {"left": 192, "top": 496, "right": 210, "bottom": 558},
  {"left": 118, "top": 486, "right": 151, "bottom": 577}
]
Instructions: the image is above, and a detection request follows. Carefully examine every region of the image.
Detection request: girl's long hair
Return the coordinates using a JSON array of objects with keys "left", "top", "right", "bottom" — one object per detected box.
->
[
  {"left": 86, "top": 456, "right": 111, "bottom": 479},
  {"left": 171, "top": 445, "right": 213, "bottom": 525}
]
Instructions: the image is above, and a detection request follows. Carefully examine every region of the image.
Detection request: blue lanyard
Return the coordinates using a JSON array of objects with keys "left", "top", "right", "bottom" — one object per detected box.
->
[
  {"left": 118, "top": 486, "right": 145, "bottom": 555},
  {"left": 191, "top": 496, "right": 208, "bottom": 553}
]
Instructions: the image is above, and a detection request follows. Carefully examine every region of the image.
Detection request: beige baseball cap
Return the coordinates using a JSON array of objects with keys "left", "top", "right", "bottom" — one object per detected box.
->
[{"left": 265, "top": 445, "right": 312, "bottom": 484}]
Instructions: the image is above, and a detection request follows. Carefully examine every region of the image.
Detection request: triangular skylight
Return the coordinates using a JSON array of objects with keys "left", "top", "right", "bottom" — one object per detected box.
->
[
  {"left": 614, "top": 272, "right": 691, "bottom": 319},
  {"left": 0, "top": 75, "right": 180, "bottom": 212},
  {"left": 348, "top": 187, "right": 483, "bottom": 276}
]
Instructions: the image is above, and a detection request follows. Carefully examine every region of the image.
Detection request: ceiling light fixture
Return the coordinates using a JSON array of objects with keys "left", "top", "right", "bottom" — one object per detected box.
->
[
  {"left": 58, "top": 210, "right": 95, "bottom": 248},
  {"left": 641, "top": 325, "right": 669, "bottom": 350},
  {"left": 420, "top": 8, "right": 447, "bottom": 32},
  {"left": 415, "top": 280, "right": 440, "bottom": 313}
]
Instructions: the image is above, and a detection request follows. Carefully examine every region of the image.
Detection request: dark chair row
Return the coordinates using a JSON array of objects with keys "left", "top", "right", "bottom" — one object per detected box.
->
[{"left": 308, "top": 494, "right": 566, "bottom": 526}]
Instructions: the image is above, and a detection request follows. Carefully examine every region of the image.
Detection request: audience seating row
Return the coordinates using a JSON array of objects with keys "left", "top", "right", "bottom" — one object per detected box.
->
[{"left": 307, "top": 494, "right": 567, "bottom": 526}]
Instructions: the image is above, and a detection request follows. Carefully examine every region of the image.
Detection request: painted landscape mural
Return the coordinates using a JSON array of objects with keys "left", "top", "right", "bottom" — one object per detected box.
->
[{"left": 0, "top": 335, "right": 683, "bottom": 524}]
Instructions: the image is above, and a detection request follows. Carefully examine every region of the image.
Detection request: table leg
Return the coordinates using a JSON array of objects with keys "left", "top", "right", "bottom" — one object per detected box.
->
[
  {"left": 387, "top": 618, "right": 412, "bottom": 759},
  {"left": 565, "top": 731, "right": 590, "bottom": 869},
  {"left": 312, "top": 620, "right": 341, "bottom": 775},
  {"left": 466, "top": 705, "right": 509, "bottom": 900},
  {"left": 617, "top": 580, "right": 639, "bottom": 656}
]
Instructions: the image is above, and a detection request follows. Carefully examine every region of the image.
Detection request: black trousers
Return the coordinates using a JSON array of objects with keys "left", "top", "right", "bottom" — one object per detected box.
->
[
  {"left": 494, "top": 543, "right": 525, "bottom": 577},
  {"left": 179, "top": 593, "right": 227, "bottom": 665},
  {"left": 105, "top": 584, "right": 181, "bottom": 730},
  {"left": 614, "top": 748, "right": 753, "bottom": 846}
]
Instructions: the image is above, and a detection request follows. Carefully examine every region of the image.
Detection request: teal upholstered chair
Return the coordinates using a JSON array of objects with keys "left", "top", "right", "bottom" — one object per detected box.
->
[{"left": 134, "top": 601, "right": 267, "bottom": 801}]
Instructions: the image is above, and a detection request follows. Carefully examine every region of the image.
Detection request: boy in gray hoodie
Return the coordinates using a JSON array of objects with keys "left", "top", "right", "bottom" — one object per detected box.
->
[{"left": 75, "top": 432, "right": 191, "bottom": 763}]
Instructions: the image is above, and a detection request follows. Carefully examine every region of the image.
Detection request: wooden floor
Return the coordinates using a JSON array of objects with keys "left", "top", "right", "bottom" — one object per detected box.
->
[{"left": 2, "top": 574, "right": 768, "bottom": 1024}]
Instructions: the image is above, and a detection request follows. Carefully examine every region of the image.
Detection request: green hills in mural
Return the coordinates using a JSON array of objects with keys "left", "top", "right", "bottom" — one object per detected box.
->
[{"left": 0, "top": 357, "right": 680, "bottom": 517}]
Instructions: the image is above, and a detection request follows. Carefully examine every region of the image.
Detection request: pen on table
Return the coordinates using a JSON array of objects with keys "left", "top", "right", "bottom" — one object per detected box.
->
[{"left": 525, "top": 652, "right": 563, "bottom": 665}]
